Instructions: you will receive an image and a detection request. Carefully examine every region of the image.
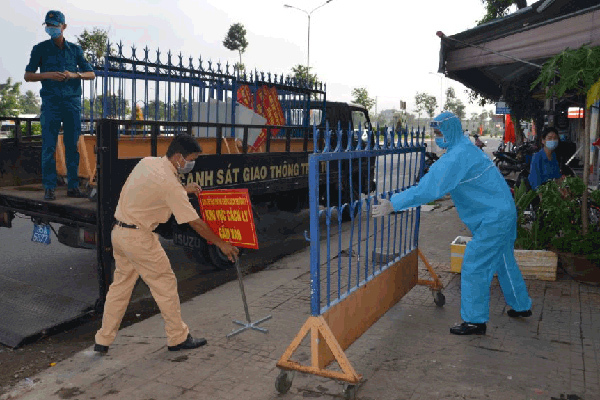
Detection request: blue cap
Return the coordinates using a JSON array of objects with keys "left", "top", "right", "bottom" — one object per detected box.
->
[{"left": 43, "top": 10, "right": 65, "bottom": 26}]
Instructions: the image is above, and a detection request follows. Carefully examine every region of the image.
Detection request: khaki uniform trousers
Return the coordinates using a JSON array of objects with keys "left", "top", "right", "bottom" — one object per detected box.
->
[{"left": 95, "top": 225, "right": 189, "bottom": 347}]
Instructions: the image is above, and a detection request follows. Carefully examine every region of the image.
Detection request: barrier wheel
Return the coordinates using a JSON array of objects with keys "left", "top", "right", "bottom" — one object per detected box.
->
[
  {"left": 343, "top": 384, "right": 357, "bottom": 400},
  {"left": 275, "top": 370, "right": 294, "bottom": 394},
  {"left": 433, "top": 291, "right": 445, "bottom": 307}
]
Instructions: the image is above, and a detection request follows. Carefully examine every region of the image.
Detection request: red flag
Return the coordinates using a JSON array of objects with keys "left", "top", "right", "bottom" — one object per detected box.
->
[
  {"left": 250, "top": 86, "right": 286, "bottom": 152},
  {"left": 237, "top": 85, "right": 253, "bottom": 110},
  {"left": 504, "top": 114, "right": 515, "bottom": 144}
]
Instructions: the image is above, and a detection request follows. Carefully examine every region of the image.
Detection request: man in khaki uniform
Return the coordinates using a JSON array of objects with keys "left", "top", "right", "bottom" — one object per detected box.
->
[{"left": 95, "top": 135, "right": 239, "bottom": 353}]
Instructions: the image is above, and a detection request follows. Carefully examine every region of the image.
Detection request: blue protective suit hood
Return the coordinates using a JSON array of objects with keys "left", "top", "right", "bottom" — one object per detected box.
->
[{"left": 431, "top": 111, "right": 469, "bottom": 149}]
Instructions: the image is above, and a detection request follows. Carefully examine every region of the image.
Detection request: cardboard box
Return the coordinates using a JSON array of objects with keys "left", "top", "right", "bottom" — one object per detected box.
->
[{"left": 450, "top": 236, "right": 557, "bottom": 281}]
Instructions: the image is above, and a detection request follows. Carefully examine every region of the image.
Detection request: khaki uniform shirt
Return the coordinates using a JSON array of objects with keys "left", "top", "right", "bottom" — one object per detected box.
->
[{"left": 114, "top": 156, "right": 199, "bottom": 231}]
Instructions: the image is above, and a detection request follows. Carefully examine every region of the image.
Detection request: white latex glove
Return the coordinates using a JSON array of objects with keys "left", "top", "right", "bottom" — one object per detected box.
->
[{"left": 371, "top": 199, "right": 394, "bottom": 218}]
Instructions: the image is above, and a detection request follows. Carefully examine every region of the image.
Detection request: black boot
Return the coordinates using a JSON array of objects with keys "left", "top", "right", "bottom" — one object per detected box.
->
[
  {"left": 167, "top": 334, "right": 207, "bottom": 351},
  {"left": 44, "top": 188, "right": 55, "bottom": 201},
  {"left": 67, "top": 187, "right": 88, "bottom": 198},
  {"left": 507, "top": 309, "right": 532, "bottom": 318},
  {"left": 94, "top": 343, "right": 109, "bottom": 354},
  {"left": 450, "top": 322, "right": 487, "bottom": 335}
]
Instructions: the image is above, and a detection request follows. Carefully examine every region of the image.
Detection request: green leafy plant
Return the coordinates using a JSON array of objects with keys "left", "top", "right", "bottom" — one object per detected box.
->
[
  {"left": 515, "top": 177, "right": 600, "bottom": 264},
  {"left": 531, "top": 45, "right": 600, "bottom": 98}
]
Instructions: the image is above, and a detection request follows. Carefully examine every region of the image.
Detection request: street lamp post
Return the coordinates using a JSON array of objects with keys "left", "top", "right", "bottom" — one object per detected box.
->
[{"left": 284, "top": 0, "right": 334, "bottom": 72}]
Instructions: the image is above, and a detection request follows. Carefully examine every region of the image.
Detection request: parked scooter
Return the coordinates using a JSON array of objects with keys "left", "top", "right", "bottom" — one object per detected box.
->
[
  {"left": 424, "top": 151, "right": 439, "bottom": 174},
  {"left": 415, "top": 145, "right": 440, "bottom": 182},
  {"left": 493, "top": 141, "right": 538, "bottom": 177}
]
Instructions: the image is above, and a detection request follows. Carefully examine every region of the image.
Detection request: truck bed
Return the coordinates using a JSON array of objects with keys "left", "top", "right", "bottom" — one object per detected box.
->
[{"left": 0, "top": 184, "right": 97, "bottom": 228}]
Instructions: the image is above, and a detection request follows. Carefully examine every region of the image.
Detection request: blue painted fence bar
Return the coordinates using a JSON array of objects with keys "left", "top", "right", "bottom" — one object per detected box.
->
[{"left": 308, "top": 126, "right": 426, "bottom": 316}]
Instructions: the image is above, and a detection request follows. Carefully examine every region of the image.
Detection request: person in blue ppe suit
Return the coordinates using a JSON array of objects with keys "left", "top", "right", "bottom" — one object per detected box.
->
[
  {"left": 372, "top": 111, "right": 532, "bottom": 335},
  {"left": 528, "top": 127, "right": 562, "bottom": 190},
  {"left": 24, "top": 10, "right": 95, "bottom": 201}
]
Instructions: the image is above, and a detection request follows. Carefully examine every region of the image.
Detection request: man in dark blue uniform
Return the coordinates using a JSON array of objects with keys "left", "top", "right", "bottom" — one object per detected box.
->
[{"left": 24, "top": 10, "right": 95, "bottom": 200}]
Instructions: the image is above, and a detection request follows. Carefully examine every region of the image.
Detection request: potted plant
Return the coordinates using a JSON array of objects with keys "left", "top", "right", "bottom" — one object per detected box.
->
[{"left": 514, "top": 176, "right": 600, "bottom": 282}]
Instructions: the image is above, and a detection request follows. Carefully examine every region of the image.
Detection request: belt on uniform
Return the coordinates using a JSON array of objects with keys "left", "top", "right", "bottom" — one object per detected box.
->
[{"left": 114, "top": 220, "right": 139, "bottom": 229}]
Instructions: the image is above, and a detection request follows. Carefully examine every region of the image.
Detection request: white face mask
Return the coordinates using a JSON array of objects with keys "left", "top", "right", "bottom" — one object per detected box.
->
[{"left": 177, "top": 155, "right": 195, "bottom": 174}]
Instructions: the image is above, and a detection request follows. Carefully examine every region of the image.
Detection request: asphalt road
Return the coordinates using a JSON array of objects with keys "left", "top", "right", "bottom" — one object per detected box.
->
[
  {"left": 0, "top": 216, "right": 99, "bottom": 305},
  {"left": 0, "top": 206, "right": 313, "bottom": 312}
]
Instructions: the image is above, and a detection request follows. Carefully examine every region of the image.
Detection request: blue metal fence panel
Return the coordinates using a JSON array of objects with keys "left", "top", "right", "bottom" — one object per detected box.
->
[
  {"left": 308, "top": 126, "right": 426, "bottom": 316},
  {"left": 84, "top": 41, "right": 326, "bottom": 138}
]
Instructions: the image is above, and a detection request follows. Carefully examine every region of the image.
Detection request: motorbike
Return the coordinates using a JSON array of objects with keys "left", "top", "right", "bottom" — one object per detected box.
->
[
  {"left": 424, "top": 151, "right": 439, "bottom": 174},
  {"left": 414, "top": 147, "right": 440, "bottom": 183},
  {"left": 493, "top": 141, "right": 538, "bottom": 177},
  {"left": 472, "top": 135, "right": 486, "bottom": 150}
]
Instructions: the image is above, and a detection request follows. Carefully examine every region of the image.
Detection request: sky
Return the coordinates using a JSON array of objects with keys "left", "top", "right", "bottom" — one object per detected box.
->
[{"left": 2, "top": 0, "right": 498, "bottom": 117}]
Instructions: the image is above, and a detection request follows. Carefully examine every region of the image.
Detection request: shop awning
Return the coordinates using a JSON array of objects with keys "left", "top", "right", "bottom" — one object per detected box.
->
[{"left": 438, "top": 0, "right": 600, "bottom": 99}]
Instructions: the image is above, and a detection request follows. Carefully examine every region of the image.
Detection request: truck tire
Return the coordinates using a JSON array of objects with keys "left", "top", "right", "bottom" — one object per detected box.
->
[
  {"left": 275, "top": 191, "right": 303, "bottom": 213},
  {"left": 207, "top": 244, "right": 236, "bottom": 270}
]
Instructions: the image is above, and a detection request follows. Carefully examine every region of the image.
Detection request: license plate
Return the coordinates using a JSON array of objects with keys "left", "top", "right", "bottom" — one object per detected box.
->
[{"left": 31, "top": 224, "right": 51, "bottom": 245}]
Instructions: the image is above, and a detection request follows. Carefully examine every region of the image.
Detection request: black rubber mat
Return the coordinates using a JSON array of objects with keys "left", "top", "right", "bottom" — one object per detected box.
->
[{"left": 0, "top": 275, "right": 93, "bottom": 348}]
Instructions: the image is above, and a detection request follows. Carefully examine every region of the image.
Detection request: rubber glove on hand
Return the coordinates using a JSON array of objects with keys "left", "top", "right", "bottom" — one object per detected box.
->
[{"left": 371, "top": 199, "right": 394, "bottom": 218}]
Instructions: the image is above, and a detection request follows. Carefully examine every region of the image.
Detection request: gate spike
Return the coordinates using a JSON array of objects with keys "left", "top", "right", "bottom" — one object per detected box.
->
[
  {"left": 324, "top": 122, "right": 331, "bottom": 153},
  {"left": 334, "top": 122, "right": 342, "bottom": 153}
]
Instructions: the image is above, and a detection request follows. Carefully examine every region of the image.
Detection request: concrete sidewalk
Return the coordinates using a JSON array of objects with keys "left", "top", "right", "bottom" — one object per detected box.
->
[{"left": 2, "top": 198, "right": 599, "bottom": 400}]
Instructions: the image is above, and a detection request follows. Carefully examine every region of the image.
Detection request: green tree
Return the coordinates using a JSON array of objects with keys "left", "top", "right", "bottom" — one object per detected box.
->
[
  {"left": 291, "top": 64, "right": 319, "bottom": 88},
  {"left": 351, "top": 87, "right": 376, "bottom": 111},
  {"left": 147, "top": 100, "right": 167, "bottom": 120},
  {"left": 443, "top": 87, "right": 466, "bottom": 120},
  {"left": 414, "top": 92, "right": 437, "bottom": 121},
  {"left": 76, "top": 27, "right": 111, "bottom": 60},
  {"left": 223, "top": 23, "right": 248, "bottom": 67},
  {"left": 20, "top": 90, "right": 40, "bottom": 114},
  {"left": 83, "top": 94, "right": 130, "bottom": 118},
  {"left": 479, "top": 0, "right": 528, "bottom": 24},
  {"left": 0, "top": 78, "right": 22, "bottom": 117}
]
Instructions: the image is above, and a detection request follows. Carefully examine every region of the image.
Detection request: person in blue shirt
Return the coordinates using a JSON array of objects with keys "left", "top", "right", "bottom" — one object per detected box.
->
[
  {"left": 528, "top": 127, "right": 562, "bottom": 190},
  {"left": 372, "top": 111, "right": 532, "bottom": 335},
  {"left": 24, "top": 10, "right": 95, "bottom": 201}
]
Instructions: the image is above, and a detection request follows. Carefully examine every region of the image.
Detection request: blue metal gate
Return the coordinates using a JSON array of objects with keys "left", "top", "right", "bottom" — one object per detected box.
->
[{"left": 308, "top": 127, "right": 426, "bottom": 315}]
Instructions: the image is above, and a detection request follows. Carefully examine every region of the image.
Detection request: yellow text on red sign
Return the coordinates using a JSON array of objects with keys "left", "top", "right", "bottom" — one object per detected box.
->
[{"left": 197, "top": 189, "right": 259, "bottom": 249}]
